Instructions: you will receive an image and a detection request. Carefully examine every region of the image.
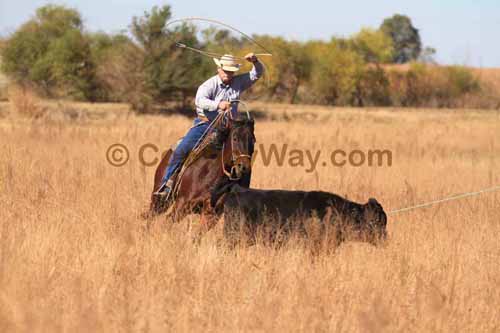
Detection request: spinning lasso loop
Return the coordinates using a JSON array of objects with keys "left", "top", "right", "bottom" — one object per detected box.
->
[
  {"left": 175, "top": 42, "right": 271, "bottom": 61},
  {"left": 165, "top": 17, "right": 273, "bottom": 57},
  {"left": 165, "top": 17, "right": 273, "bottom": 100}
]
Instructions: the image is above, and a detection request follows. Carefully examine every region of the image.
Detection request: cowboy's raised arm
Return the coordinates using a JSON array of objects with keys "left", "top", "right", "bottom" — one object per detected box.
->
[
  {"left": 247, "top": 53, "right": 264, "bottom": 81},
  {"left": 235, "top": 53, "right": 265, "bottom": 91}
]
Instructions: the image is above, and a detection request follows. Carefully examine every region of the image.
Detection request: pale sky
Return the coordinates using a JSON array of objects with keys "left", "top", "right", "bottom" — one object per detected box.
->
[{"left": 1, "top": 0, "right": 499, "bottom": 67}]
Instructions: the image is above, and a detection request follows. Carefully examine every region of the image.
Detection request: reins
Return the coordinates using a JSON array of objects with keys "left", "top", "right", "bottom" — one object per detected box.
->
[
  {"left": 173, "top": 102, "right": 253, "bottom": 197},
  {"left": 220, "top": 103, "right": 253, "bottom": 180}
]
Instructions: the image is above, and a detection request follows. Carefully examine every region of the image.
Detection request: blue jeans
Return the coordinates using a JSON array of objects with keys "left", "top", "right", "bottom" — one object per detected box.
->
[{"left": 161, "top": 118, "right": 212, "bottom": 185}]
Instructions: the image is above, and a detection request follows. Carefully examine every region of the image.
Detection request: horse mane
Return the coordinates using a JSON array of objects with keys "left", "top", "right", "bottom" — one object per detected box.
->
[
  {"left": 169, "top": 113, "right": 254, "bottom": 202},
  {"left": 231, "top": 117, "right": 254, "bottom": 127}
]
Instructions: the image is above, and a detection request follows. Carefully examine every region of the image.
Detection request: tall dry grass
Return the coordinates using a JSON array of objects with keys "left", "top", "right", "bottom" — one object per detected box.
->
[{"left": 0, "top": 101, "right": 499, "bottom": 332}]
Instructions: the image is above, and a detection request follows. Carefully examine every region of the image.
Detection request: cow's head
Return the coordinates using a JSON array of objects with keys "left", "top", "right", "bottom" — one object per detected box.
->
[{"left": 361, "top": 198, "right": 388, "bottom": 244}]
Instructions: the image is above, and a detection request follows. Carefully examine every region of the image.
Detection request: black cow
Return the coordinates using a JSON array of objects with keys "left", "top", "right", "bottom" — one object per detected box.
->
[{"left": 211, "top": 183, "right": 387, "bottom": 247}]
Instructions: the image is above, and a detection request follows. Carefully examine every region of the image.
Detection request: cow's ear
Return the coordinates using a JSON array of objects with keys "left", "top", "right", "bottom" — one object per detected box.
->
[{"left": 367, "top": 198, "right": 384, "bottom": 211}]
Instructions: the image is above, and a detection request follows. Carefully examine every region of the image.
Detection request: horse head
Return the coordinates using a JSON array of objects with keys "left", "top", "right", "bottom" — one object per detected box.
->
[{"left": 219, "top": 113, "right": 255, "bottom": 181}]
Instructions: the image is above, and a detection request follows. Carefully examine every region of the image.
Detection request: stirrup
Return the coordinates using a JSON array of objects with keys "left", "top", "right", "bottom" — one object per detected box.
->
[
  {"left": 154, "top": 185, "right": 170, "bottom": 197},
  {"left": 151, "top": 187, "right": 171, "bottom": 215},
  {"left": 154, "top": 178, "right": 174, "bottom": 197}
]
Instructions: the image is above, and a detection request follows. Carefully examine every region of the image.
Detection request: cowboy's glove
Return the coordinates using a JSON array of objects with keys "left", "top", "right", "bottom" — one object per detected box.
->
[
  {"left": 244, "top": 53, "right": 258, "bottom": 63},
  {"left": 218, "top": 101, "right": 231, "bottom": 111}
]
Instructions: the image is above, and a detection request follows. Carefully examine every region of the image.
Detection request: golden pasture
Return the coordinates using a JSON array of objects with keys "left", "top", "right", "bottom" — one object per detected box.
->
[{"left": 0, "top": 100, "right": 499, "bottom": 332}]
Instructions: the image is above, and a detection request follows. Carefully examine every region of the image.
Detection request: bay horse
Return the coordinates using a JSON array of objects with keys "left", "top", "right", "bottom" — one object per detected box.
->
[{"left": 149, "top": 110, "right": 255, "bottom": 232}]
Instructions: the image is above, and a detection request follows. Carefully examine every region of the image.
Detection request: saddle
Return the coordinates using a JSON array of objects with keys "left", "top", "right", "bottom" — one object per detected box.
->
[{"left": 168, "top": 114, "right": 230, "bottom": 202}]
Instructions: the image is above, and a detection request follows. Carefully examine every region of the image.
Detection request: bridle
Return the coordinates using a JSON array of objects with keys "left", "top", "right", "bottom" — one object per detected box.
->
[
  {"left": 220, "top": 104, "right": 254, "bottom": 181},
  {"left": 221, "top": 132, "right": 252, "bottom": 181}
]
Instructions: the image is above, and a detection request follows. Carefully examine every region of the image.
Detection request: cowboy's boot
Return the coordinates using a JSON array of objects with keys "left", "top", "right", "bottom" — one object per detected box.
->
[
  {"left": 152, "top": 179, "right": 174, "bottom": 214},
  {"left": 154, "top": 179, "right": 173, "bottom": 198}
]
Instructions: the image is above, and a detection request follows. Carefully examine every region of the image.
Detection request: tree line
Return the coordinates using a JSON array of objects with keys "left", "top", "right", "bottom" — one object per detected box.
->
[{"left": 1, "top": 4, "right": 497, "bottom": 111}]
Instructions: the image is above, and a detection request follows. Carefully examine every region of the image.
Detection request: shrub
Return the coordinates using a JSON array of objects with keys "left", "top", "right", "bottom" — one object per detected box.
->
[
  {"left": 0, "top": 5, "right": 98, "bottom": 101},
  {"left": 96, "top": 42, "right": 151, "bottom": 112},
  {"left": 386, "top": 63, "right": 483, "bottom": 108},
  {"left": 356, "top": 66, "right": 391, "bottom": 106},
  {"left": 351, "top": 28, "right": 394, "bottom": 63},
  {"left": 306, "top": 40, "right": 365, "bottom": 105}
]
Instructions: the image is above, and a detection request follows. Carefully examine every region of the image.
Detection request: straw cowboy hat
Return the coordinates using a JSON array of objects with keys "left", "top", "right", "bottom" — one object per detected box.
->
[{"left": 213, "top": 54, "right": 241, "bottom": 72}]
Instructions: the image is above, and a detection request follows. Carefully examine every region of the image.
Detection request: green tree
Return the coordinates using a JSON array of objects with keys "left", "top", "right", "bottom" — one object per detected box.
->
[
  {"left": 0, "top": 5, "right": 98, "bottom": 100},
  {"left": 380, "top": 14, "right": 422, "bottom": 63},
  {"left": 355, "top": 66, "right": 391, "bottom": 106},
  {"left": 97, "top": 41, "right": 151, "bottom": 108},
  {"left": 245, "top": 36, "right": 311, "bottom": 103},
  {"left": 44, "top": 29, "right": 98, "bottom": 100},
  {"left": 306, "top": 40, "right": 365, "bottom": 105},
  {"left": 88, "top": 31, "right": 130, "bottom": 63},
  {"left": 88, "top": 32, "right": 134, "bottom": 101},
  {"left": 351, "top": 28, "right": 394, "bottom": 63},
  {"left": 130, "top": 5, "right": 208, "bottom": 105},
  {"left": 1, "top": 21, "right": 48, "bottom": 84}
]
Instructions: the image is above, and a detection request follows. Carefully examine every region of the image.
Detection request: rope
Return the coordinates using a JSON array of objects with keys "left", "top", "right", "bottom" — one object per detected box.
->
[
  {"left": 171, "top": 107, "right": 251, "bottom": 202},
  {"left": 166, "top": 17, "right": 273, "bottom": 101},
  {"left": 388, "top": 185, "right": 500, "bottom": 215},
  {"left": 166, "top": 17, "right": 273, "bottom": 55},
  {"left": 176, "top": 42, "right": 272, "bottom": 60},
  {"left": 174, "top": 100, "right": 248, "bottom": 190}
]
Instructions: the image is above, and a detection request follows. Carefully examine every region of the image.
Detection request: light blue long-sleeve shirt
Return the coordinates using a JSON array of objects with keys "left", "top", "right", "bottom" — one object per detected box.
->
[{"left": 195, "top": 61, "right": 264, "bottom": 120}]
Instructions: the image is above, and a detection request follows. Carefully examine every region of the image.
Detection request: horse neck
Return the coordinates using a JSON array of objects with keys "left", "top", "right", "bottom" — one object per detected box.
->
[
  {"left": 221, "top": 128, "right": 234, "bottom": 168},
  {"left": 189, "top": 124, "right": 233, "bottom": 179}
]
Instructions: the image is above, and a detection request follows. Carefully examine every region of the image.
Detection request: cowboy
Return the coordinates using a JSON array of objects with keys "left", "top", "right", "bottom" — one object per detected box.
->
[{"left": 154, "top": 53, "right": 264, "bottom": 198}]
